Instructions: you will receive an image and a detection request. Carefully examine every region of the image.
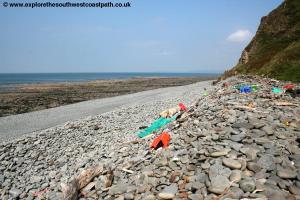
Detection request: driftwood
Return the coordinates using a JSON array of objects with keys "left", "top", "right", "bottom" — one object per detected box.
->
[
  {"left": 61, "top": 164, "right": 104, "bottom": 200},
  {"left": 61, "top": 178, "right": 78, "bottom": 200},
  {"left": 274, "top": 101, "right": 298, "bottom": 106},
  {"left": 104, "top": 169, "right": 114, "bottom": 188}
]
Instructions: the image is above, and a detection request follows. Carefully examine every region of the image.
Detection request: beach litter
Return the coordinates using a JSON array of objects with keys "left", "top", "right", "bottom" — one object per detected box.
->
[
  {"left": 178, "top": 103, "right": 187, "bottom": 112},
  {"left": 137, "top": 116, "right": 176, "bottom": 138},
  {"left": 283, "top": 84, "right": 295, "bottom": 90},
  {"left": 160, "top": 103, "right": 188, "bottom": 118},
  {"left": 151, "top": 132, "right": 171, "bottom": 150},
  {"left": 272, "top": 87, "right": 283, "bottom": 94},
  {"left": 251, "top": 85, "right": 258, "bottom": 92},
  {"left": 239, "top": 85, "right": 252, "bottom": 93}
]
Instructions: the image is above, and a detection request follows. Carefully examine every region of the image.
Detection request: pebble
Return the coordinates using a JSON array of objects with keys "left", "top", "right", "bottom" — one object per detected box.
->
[
  {"left": 289, "top": 185, "right": 300, "bottom": 195},
  {"left": 230, "top": 170, "right": 242, "bottom": 182},
  {"left": 210, "top": 149, "right": 231, "bottom": 157},
  {"left": 277, "top": 169, "right": 297, "bottom": 179},
  {"left": 188, "top": 193, "right": 203, "bottom": 200},
  {"left": 247, "top": 162, "right": 262, "bottom": 173},
  {"left": 208, "top": 175, "right": 231, "bottom": 194},
  {"left": 158, "top": 184, "right": 178, "bottom": 199},
  {"left": 0, "top": 75, "right": 299, "bottom": 199},
  {"left": 239, "top": 179, "right": 256, "bottom": 192},
  {"left": 9, "top": 188, "right": 22, "bottom": 198},
  {"left": 223, "top": 158, "right": 241, "bottom": 169}
]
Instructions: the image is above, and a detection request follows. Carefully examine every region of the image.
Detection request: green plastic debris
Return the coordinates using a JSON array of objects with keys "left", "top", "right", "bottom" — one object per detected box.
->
[
  {"left": 138, "top": 116, "right": 176, "bottom": 138},
  {"left": 272, "top": 87, "right": 283, "bottom": 94},
  {"left": 251, "top": 85, "right": 258, "bottom": 92},
  {"left": 203, "top": 91, "right": 208, "bottom": 96}
]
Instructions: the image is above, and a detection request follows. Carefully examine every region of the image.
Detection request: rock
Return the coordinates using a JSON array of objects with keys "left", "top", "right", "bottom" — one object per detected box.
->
[
  {"left": 201, "top": 162, "right": 210, "bottom": 169},
  {"left": 108, "top": 183, "right": 128, "bottom": 195},
  {"left": 232, "top": 122, "right": 254, "bottom": 129},
  {"left": 144, "top": 194, "right": 156, "bottom": 200},
  {"left": 124, "top": 193, "right": 134, "bottom": 199},
  {"left": 191, "top": 182, "right": 204, "bottom": 191},
  {"left": 158, "top": 184, "right": 178, "bottom": 199},
  {"left": 262, "top": 126, "right": 274, "bottom": 135},
  {"left": 223, "top": 158, "right": 241, "bottom": 169},
  {"left": 208, "top": 175, "right": 231, "bottom": 194},
  {"left": 31, "top": 175, "right": 43, "bottom": 183},
  {"left": 277, "top": 169, "right": 297, "bottom": 179},
  {"left": 245, "top": 148, "right": 259, "bottom": 160},
  {"left": 230, "top": 134, "right": 245, "bottom": 142},
  {"left": 188, "top": 193, "right": 203, "bottom": 200},
  {"left": 239, "top": 179, "right": 256, "bottom": 192},
  {"left": 209, "top": 163, "right": 232, "bottom": 178},
  {"left": 210, "top": 149, "right": 231, "bottom": 157},
  {"left": 289, "top": 185, "right": 300, "bottom": 195},
  {"left": 257, "top": 154, "right": 276, "bottom": 171},
  {"left": 247, "top": 162, "right": 262, "bottom": 173},
  {"left": 9, "top": 188, "right": 22, "bottom": 198},
  {"left": 230, "top": 170, "right": 242, "bottom": 182}
]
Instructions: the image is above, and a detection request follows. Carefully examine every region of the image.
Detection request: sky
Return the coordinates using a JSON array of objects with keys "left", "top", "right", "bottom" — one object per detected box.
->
[{"left": 0, "top": 0, "right": 283, "bottom": 73}]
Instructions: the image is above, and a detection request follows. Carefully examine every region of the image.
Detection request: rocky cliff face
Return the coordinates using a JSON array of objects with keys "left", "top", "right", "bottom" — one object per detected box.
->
[{"left": 223, "top": 0, "right": 300, "bottom": 81}]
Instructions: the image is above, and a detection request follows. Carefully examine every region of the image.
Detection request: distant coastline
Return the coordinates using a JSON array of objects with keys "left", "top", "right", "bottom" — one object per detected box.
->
[
  {"left": 0, "top": 76, "right": 216, "bottom": 117},
  {"left": 0, "top": 72, "right": 220, "bottom": 85}
]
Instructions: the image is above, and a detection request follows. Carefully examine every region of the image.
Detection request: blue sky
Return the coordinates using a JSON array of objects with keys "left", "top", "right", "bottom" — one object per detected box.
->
[{"left": 0, "top": 0, "right": 283, "bottom": 73}]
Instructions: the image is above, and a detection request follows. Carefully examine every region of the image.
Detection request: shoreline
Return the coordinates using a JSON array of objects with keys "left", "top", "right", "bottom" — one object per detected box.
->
[
  {"left": 0, "top": 80, "right": 213, "bottom": 142},
  {"left": 0, "top": 75, "right": 299, "bottom": 199},
  {"left": 0, "top": 77, "right": 216, "bottom": 117}
]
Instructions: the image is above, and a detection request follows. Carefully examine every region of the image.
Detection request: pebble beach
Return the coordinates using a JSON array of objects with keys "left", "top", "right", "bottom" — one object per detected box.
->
[{"left": 0, "top": 75, "right": 300, "bottom": 200}]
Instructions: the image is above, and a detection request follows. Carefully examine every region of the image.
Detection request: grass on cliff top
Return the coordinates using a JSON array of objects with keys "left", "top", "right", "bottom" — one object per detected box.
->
[{"left": 233, "top": 0, "right": 300, "bottom": 81}]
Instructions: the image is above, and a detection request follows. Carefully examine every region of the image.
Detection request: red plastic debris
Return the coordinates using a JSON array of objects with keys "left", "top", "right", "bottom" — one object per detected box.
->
[
  {"left": 179, "top": 103, "right": 187, "bottom": 111},
  {"left": 283, "top": 84, "right": 295, "bottom": 90},
  {"left": 151, "top": 132, "right": 171, "bottom": 150}
]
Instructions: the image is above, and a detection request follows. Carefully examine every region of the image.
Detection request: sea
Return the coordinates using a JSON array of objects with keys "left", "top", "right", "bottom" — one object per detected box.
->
[{"left": 0, "top": 72, "right": 219, "bottom": 85}]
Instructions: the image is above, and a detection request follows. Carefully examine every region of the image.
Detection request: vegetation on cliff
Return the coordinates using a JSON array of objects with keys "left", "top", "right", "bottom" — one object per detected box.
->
[{"left": 223, "top": 0, "right": 300, "bottom": 81}]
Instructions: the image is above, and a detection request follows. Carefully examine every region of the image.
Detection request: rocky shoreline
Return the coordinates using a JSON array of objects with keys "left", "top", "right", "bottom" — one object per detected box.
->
[
  {"left": 0, "top": 77, "right": 215, "bottom": 117},
  {"left": 0, "top": 75, "right": 300, "bottom": 200}
]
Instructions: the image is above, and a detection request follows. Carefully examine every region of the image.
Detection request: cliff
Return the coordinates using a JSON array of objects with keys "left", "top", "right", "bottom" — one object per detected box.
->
[{"left": 223, "top": 0, "right": 300, "bottom": 81}]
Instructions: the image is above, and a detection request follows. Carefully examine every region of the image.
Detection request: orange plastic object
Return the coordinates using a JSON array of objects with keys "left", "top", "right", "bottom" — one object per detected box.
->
[{"left": 151, "top": 132, "right": 171, "bottom": 150}]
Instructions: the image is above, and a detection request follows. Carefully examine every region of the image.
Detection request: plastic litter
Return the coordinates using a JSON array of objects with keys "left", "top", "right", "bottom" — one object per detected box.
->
[
  {"left": 283, "top": 84, "right": 295, "bottom": 90},
  {"left": 179, "top": 103, "right": 187, "bottom": 111},
  {"left": 251, "top": 85, "right": 258, "bottom": 92},
  {"left": 203, "top": 88, "right": 208, "bottom": 96},
  {"left": 138, "top": 116, "right": 176, "bottom": 138},
  {"left": 239, "top": 85, "right": 252, "bottom": 93},
  {"left": 160, "top": 103, "right": 187, "bottom": 118},
  {"left": 151, "top": 132, "right": 171, "bottom": 150},
  {"left": 272, "top": 87, "right": 283, "bottom": 94}
]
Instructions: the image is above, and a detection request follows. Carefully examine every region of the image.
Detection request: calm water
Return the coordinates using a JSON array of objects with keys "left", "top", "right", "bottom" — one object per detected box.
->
[{"left": 0, "top": 72, "right": 219, "bottom": 85}]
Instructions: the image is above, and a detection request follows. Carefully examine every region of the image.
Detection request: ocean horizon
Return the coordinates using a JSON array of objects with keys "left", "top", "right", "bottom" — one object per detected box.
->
[{"left": 0, "top": 72, "right": 220, "bottom": 85}]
